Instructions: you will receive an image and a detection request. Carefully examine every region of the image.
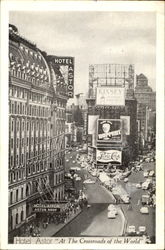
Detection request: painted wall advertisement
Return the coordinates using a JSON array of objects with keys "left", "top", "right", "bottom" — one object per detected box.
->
[
  {"left": 97, "top": 119, "right": 122, "bottom": 143},
  {"left": 97, "top": 149, "right": 122, "bottom": 163},
  {"left": 96, "top": 87, "right": 125, "bottom": 106}
]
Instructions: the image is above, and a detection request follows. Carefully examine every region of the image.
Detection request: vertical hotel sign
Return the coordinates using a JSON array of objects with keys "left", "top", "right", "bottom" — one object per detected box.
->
[{"left": 54, "top": 56, "right": 74, "bottom": 98}]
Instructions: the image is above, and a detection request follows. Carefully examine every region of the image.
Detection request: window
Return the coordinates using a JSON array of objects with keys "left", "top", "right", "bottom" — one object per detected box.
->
[
  {"left": 22, "top": 121, "right": 24, "bottom": 131},
  {"left": 21, "top": 187, "right": 23, "bottom": 199},
  {"left": 16, "top": 189, "right": 18, "bottom": 202},
  {"left": 21, "top": 210, "right": 24, "bottom": 221},
  {"left": 22, "top": 154, "right": 24, "bottom": 164},
  {"left": 16, "top": 155, "right": 18, "bottom": 165},
  {"left": 11, "top": 120, "right": 14, "bottom": 131},
  {"left": 19, "top": 170, "right": 21, "bottom": 179},
  {"left": 16, "top": 213, "right": 18, "bottom": 225},
  {"left": 11, "top": 138, "right": 13, "bottom": 148},
  {"left": 11, "top": 156, "right": 13, "bottom": 166},
  {"left": 10, "top": 192, "right": 13, "bottom": 204},
  {"left": 22, "top": 138, "right": 24, "bottom": 146},
  {"left": 27, "top": 138, "right": 29, "bottom": 146},
  {"left": 17, "top": 121, "right": 19, "bottom": 131},
  {"left": 17, "top": 138, "right": 19, "bottom": 148}
]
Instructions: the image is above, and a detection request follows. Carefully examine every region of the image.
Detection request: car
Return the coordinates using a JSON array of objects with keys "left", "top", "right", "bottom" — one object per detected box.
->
[
  {"left": 149, "top": 170, "right": 155, "bottom": 177},
  {"left": 136, "top": 183, "right": 142, "bottom": 189},
  {"left": 143, "top": 171, "right": 149, "bottom": 178},
  {"left": 140, "top": 206, "right": 149, "bottom": 214},
  {"left": 72, "top": 160, "right": 76, "bottom": 164},
  {"left": 137, "top": 226, "right": 146, "bottom": 235},
  {"left": 124, "top": 178, "right": 128, "bottom": 183},
  {"left": 141, "top": 195, "right": 151, "bottom": 205},
  {"left": 66, "top": 159, "right": 69, "bottom": 162},
  {"left": 70, "top": 156, "right": 73, "bottom": 159},
  {"left": 107, "top": 210, "right": 116, "bottom": 219},
  {"left": 107, "top": 204, "right": 118, "bottom": 215},
  {"left": 142, "top": 182, "right": 150, "bottom": 190},
  {"left": 120, "top": 195, "right": 130, "bottom": 204},
  {"left": 127, "top": 225, "right": 136, "bottom": 235},
  {"left": 145, "top": 158, "right": 150, "bottom": 163}
]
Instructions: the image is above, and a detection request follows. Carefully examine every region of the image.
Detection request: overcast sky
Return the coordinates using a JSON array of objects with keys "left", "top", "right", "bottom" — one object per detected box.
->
[{"left": 10, "top": 11, "right": 156, "bottom": 101}]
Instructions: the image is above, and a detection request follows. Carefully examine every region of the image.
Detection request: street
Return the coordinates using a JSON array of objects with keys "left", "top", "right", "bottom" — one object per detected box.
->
[
  {"left": 55, "top": 150, "right": 125, "bottom": 237},
  {"left": 56, "top": 149, "right": 155, "bottom": 240}
]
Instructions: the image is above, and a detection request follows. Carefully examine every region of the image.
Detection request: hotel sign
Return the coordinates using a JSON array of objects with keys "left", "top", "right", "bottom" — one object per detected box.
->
[
  {"left": 97, "top": 149, "right": 122, "bottom": 163},
  {"left": 49, "top": 56, "right": 74, "bottom": 98},
  {"left": 96, "top": 87, "right": 125, "bottom": 106}
]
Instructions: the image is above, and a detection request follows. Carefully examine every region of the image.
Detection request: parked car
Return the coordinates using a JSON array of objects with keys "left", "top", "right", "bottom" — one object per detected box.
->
[
  {"left": 142, "top": 182, "right": 150, "bottom": 190},
  {"left": 127, "top": 225, "right": 136, "bottom": 235},
  {"left": 107, "top": 210, "right": 116, "bottom": 219},
  {"left": 137, "top": 226, "right": 146, "bottom": 235},
  {"left": 140, "top": 206, "right": 149, "bottom": 214}
]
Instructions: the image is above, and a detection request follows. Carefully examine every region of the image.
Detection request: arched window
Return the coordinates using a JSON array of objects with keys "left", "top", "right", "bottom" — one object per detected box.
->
[{"left": 10, "top": 215, "right": 13, "bottom": 230}]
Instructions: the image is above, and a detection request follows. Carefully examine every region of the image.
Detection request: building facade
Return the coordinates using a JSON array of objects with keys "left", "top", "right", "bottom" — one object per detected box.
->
[
  {"left": 86, "top": 64, "right": 138, "bottom": 169},
  {"left": 135, "top": 74, "right": 156, "bottom": 146},
  {"left": 8, "top": 24, "right": 69, "bottom": 236}
]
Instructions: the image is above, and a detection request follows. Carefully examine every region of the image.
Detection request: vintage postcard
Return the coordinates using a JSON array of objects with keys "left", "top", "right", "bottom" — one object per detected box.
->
[{"left": 0, "top": 1, "right": 164, "bottom": 250}]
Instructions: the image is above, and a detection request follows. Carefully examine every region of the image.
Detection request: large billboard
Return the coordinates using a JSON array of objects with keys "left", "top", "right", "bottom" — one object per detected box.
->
[
  {"left": 48, "top": 56, "right": 74, "bottom": 98},
  {"left": 96, "top": 87, "right": 125, "bottom": 106},
  {"left": 97, "top": 149, "right": 122, "bottom": 163},
  {"left": 97, "top": 119, "right": 122, "bottom": 143}
]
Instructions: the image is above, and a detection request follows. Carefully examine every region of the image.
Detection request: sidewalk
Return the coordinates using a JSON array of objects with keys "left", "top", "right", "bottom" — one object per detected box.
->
[{"left": 40, "top": 208, "right": 82, "bottom": 237}]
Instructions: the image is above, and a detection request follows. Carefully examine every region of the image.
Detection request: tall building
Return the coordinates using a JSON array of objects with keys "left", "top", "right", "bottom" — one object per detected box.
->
[
  {"left": 135, "top": 74, "right": 156, "bottom": 145},
  {"left": 86, "top": 64, "right": 137, "bottom": 169},
  {"left": 8, "top": 24, "right": 72, "bottom": 238},
  {"left": 135, "top": 74, "right": 156, "bottom": 111}
]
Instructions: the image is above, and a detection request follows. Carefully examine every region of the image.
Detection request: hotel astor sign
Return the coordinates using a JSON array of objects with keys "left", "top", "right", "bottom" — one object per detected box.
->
[{"left": 48, "top": 56, "right": 74, "bottom": 98}]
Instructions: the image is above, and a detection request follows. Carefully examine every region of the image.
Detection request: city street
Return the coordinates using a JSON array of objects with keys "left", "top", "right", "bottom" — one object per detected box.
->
[{"left": 55, "top": 150, "right": 125, "bottom": 237}]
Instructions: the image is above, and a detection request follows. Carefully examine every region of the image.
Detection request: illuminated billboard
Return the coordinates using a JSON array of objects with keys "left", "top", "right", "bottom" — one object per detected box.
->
[
  {"left": 97, "top": 119, "right": 122, "bottom": 143},
  {"left": 96, "top": 87, "right": 125, "bottom": 106},
  {"left": 97, "top": 149, "right": 122, "bottom": 163}
]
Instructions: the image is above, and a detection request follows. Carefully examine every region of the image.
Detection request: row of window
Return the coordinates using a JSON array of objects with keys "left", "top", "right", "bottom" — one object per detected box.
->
[
  {"left": 10, "top": 210, "right": 24, "bottom": 230},
  {"left": 10, "top": 118, "right": 51, "bottom": 133},
  {"left": 9, "top": 169, "right": 26, "bottom": 184},
  {"left": 10, "top": 68, "right": 49, "bottom": 85},
  {"left": 9, "top": 85, "right": 52, "bottom": 105},
  {"left": 10, "top": 101, "right": 51, "bottom": 117},
  {"left": 10, "top": 136, "right": 50, "bottom": 149}
]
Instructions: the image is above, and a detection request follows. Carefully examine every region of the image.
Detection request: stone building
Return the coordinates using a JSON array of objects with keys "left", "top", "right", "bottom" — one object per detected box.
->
[{"left": 8, "top": 24, "right": 69, "bottom": 236}]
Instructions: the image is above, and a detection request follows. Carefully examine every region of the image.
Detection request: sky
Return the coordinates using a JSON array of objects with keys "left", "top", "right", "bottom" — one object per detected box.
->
[{"left": 9, "top": 11, "right": 156, "bottom": 101}]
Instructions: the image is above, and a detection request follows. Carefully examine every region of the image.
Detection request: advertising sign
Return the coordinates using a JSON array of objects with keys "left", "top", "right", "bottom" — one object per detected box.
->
[
  {"left": 96, "top": 87, "right": 125, "bottom": 106},
  {"left": 48, "top": 56, "right": 74, "bottom": 98},
  {"left": 120, "top": 116, "right": 130, "bottom": 135},
  {"left": 33, "top": 204, "right": 61, "bottom": 213},
  {"left": 97, "top": 119, "right": 122, "bottom": 143},
  {"left": 97, "top": 149, "right": 122, "bottom": 163}
]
